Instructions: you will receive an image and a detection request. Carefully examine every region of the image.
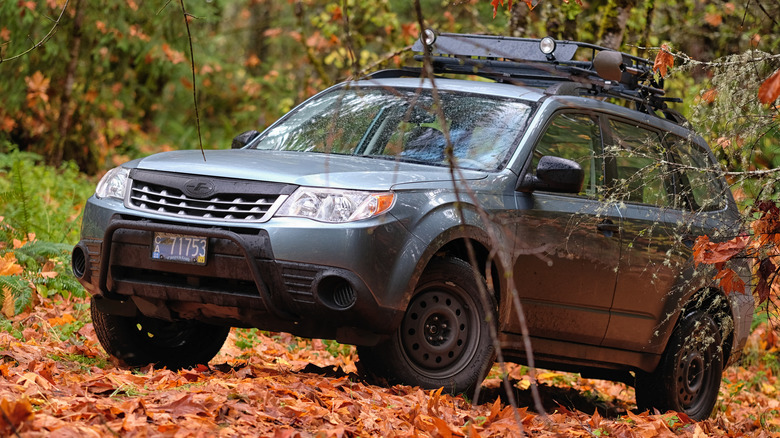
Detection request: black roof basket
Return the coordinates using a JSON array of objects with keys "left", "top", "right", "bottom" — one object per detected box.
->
[{"left": 369, "top": 31, "right": 684, "bottom": 123}]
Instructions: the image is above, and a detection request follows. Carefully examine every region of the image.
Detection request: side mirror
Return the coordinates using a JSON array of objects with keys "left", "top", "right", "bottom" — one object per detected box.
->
[
  {"left": 231, "top": 130, "right": 260, "bottom": 149},
  {"left": 517, "top": 155, "right": 584, "bottom": 193}
]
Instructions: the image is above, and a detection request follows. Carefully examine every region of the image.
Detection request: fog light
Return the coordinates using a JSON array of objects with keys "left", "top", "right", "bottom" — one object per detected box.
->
[
  {"left": 421, "top": 28, "right": 437, "bottom": 47},
  {"left": 540, "top": 37, "right": 556, "bottom": 55}
]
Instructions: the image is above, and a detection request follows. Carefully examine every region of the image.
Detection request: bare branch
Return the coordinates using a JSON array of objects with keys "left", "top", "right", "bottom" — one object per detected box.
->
[
  {"left": 0, "top": 0, "right": 70, "bottom": 64},
  {"left": 178, "top": 0, "right": 206, "bottom": 161}
]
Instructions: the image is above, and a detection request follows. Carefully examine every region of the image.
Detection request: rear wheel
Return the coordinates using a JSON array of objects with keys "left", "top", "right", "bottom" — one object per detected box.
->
[
  {"left": 635, "top": 310, "right": 724, "bottom": 421},
  {"left": 91, "top": 299, "right": 230, "bottom": 370},
  {"left": 358, "top": 257, "right": 496, "bottom": 394}
]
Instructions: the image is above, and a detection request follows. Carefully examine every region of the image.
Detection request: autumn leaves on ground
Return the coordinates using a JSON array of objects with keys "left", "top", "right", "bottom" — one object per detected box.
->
[{"left": 0, "top": 253, "right": 778, "bottom": 437}]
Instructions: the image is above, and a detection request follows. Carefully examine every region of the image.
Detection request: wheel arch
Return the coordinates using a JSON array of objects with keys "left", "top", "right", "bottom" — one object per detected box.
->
[
  {"left": 679, "top": 286, "right": 735, "bottom": 363},
  {"left": 397, "top": 225, "right": 506, "bottom": 315}
]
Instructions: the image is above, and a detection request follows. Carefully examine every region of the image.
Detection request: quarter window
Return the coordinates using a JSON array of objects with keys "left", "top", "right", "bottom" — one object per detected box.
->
[{"left": 669, "top": 138, "right": 725, "bottom": 211}]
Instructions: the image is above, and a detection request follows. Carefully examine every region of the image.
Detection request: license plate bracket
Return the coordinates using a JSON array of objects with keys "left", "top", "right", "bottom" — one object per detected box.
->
[{"left": 151, "top": 232, "right": 208, "bottom": 265}]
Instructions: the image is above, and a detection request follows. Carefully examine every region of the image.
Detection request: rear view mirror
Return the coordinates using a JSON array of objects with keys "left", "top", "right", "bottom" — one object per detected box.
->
[
  {"left": 231, "top": 130, "right": 260, "bottom": 149},
  {"left": 517, "top": 155, "right": 584, "bottom": 193}
]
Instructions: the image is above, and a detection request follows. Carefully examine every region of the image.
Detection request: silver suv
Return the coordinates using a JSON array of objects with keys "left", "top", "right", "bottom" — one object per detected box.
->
[{"left": 72, "top": 31, "right": 753, "bottom": 420}]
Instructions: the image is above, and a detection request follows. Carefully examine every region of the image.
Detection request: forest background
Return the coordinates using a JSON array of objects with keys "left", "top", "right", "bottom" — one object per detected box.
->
[{"left": 0, "top": 0, "right": 779, "bottom": 436}]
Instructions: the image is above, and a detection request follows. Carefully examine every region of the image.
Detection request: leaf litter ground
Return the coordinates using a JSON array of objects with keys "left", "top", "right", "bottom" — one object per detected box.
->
[{"left": 0, "top": 296, "right": 778, "bottom": 437}]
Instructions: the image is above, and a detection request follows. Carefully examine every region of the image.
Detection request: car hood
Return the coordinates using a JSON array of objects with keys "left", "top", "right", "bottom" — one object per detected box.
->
[{"left": 133, "top": 150, "right": 487, "bottom": 191}]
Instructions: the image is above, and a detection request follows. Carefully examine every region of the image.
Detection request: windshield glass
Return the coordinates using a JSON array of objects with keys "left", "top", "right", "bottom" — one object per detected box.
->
[{"left": 251, "top": 86, "right": 533, "bottom": 171}]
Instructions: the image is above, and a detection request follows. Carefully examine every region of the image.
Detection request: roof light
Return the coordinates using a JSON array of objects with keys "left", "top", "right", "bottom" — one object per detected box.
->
[
  {"left": 421, "top": 28, "right": 437, "bottom": 47},
  {"left": 539, "top": 37, "right": 556, "bottom": 56}
]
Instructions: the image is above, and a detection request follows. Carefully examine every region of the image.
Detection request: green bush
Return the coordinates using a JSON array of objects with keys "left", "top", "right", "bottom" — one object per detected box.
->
[{"left": 0, "top": 146, "right": 93, "bottom": 316}]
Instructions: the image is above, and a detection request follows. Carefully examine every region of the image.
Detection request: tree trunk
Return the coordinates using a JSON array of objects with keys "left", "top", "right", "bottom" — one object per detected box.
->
[
  {"left": 52, "top": 0, "right": 84, "bottom": 166},
  {"left": 509, "top": 4, "right": 529, "bottom": 37},
  {"left": 598, "top": 0, "right": 637, "bottom": 50},
  {"left": 248, "top": 0, "right": 272, "bottom": 76}
]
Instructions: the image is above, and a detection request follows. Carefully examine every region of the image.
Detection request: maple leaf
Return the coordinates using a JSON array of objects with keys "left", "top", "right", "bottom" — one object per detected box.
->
[
  {"left": 330, "top": 5, "right": 343, "bottom": 22},
  {"left": 653, "top": 44, "right": 674, "bottom": 77},
  {"left": 162, "top": 44, "right": 186, "bottom": 65},
  {"left": 0, "top": 398, "right": 34, "bottom": 434},
  {"left": 692, "top": 235, "right": 748, "bottom": 266},
  {"left": 490, "top": 0, "right": 502, "bottom": 18},
  {"left": 754, "top": 258, "right": 776, "bottom": 303},
  {"left": 48, "top": 313, "right": 76, "bottom": 327},
  {"left": 758, "top": 68, "right": 780, "bottom": 105},
  {"left": 700, "top": 88, "right": 717, "bottom": 104},
  {"left": 1, "top": 116, "right": 16, "bottom": 132},
  {"left": 714, "top": 268, "right": 746, "bottom": 296},
  {"left": 25, "top": 71, "right": 50, "bottom": 103},
  {"left": 704, "top": 12, "right": 723, "bottom": 27},
  {"left": 0, "top": 253, "right": 23, "bottom": 276},
  {"left": 401, "top": 23, "right": 418, "bottom": 41},
  {"left": 18, "top": 372, "right": 52, "bottom": 389}
]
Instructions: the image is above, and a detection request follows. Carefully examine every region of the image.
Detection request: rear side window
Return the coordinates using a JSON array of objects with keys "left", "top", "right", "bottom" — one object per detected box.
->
[
  {"left": 606, "top": 120, "right": 671, "bottom": 207},
  {"left": 668, "top": 138, "right": 726, "bottom": 211},
  {"left": 532, "top": 113, "right": 603, "bottom": 197}
]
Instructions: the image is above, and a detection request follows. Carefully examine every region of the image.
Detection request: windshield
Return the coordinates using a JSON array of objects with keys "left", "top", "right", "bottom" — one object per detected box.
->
[{"left": 251, "top": 86, "right": 533, "bottom": 171}]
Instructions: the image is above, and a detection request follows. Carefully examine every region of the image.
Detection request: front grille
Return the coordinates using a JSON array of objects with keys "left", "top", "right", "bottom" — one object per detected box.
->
[{"left": 126, "top": 170, "right": 295, "bottom": 223}]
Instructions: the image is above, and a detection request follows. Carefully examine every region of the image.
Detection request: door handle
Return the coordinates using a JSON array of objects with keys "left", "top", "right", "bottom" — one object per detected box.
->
[
  {"left": 596, "top": 220, "right": 619, "bottom": 237},
  {"left": 681, "top": 234, "right": 699, "bottom": 249}
]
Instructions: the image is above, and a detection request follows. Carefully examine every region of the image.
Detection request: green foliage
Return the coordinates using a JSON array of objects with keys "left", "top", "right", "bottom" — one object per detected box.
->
[
  {"left": 49, "top": 352, "right": 110, "bottom": 370},
  {"left": 321, "top": 339, "right": 352, "bottom": 358},
  {"left": 234, "top": 328, "right": 262, "bottom": 351},
  {"left": 0, "top": 147, "right": 94, "bottom": 244},
  {"left": 0, "top": 146, "right": 90, "bottom": 317},
  {"left": 684, "top": 52, "right": 780, "bottom": 206}
]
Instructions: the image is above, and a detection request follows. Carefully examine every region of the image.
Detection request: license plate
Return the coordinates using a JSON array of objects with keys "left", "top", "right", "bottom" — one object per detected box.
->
[{"left": 152, "top": 233, "right": 208, "bottom": 265}]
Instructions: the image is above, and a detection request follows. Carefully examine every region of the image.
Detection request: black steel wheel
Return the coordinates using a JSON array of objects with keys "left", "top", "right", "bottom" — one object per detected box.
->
[
  {"left": 91, "top": 299, "right": 230, "bottom": 370},
  {"left": 358, "top": 257, "right": 496, "bottom": 394},
  {"left": 636, "top": 310, "right": 724, "bottom": 421}
]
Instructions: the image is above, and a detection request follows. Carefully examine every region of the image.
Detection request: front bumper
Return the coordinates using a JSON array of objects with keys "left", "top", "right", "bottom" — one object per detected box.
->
[{"left": 73, "top": 210, "right": 407, "bottom": 345}]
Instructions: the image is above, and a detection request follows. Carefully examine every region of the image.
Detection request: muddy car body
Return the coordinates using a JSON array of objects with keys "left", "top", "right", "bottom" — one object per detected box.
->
[{"left": 73, "top": 32, "right": 753, "bottom": 420}]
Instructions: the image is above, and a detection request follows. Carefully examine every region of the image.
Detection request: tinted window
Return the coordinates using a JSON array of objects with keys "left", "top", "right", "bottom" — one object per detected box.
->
[
  {"left": 607, "top": 120, "right": 670, "bottom": 207},
  {"left": 669, "top": 138, "right": 726, "bottom": 211},
  {"left": 532, "top": 113, "right": 603, "bottom": 197}
]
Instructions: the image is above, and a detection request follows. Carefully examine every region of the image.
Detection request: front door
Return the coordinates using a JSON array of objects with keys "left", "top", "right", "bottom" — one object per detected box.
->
[{"left": 509, "top": 112, "right": 620, "bottom": 346}]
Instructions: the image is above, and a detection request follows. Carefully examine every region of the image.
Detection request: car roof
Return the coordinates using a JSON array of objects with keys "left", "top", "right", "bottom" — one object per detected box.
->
[{"left": 345, "top": 77, "right": 548, "bottom": 103}]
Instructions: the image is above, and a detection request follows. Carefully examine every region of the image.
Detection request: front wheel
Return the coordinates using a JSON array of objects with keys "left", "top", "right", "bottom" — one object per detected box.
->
[
  {"left": 358, "top": 257, "right": 496, "bottom": 394},
  {"left": 635, "top": 310, "right": 724, "bottom": 421},
  {"left": 91, "top": 299, "right": 230, "bottom": 370}
]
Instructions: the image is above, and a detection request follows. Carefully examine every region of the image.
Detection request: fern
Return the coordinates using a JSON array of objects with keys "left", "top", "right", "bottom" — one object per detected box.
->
[
  {"left": 11, "top": 158, "right": 33, "bottom": 236},
  {"left": 0, "top": 275, "right": 33, "bottom": 315},
  {"left": 0, "top": 148, "right": 95, "bottom": 316},
  {"left": 13, "top": 240, "right": 72, "bottom": 268}
]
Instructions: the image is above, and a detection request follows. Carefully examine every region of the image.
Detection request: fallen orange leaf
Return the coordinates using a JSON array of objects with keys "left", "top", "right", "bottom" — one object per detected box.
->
[
  {"left": 0, "top": 398, "right": 34, "bottom": 434},
  {"left": 0, "top": 253, "right": 23, "bottom": 276}
]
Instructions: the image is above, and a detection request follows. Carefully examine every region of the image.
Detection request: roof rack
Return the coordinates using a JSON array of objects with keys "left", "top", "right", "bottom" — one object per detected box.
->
[{"left": 370, "top": 31, "right": 684, "bottom": 123}]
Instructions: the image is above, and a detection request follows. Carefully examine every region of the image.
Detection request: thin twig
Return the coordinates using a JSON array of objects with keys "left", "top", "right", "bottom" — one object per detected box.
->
[
  {"left": 178, "top": 0, "right": 206, "bottom": 161},
  {"left": 0, "top": 0, "right": 70, "bottom": 64}
]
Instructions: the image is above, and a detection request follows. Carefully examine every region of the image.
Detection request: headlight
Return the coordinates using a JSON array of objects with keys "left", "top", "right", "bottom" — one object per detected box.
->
[
  {"left": 276, "top": 188, "right": 395, "bottom": 223},
  {"left": 95, "top": 167, "right": 130, "bottom": 199}
]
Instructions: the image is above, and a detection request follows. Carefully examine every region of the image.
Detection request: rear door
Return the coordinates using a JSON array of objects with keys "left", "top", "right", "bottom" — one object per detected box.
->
[
  {"left": 600, "top": 120, "right": 724, "bottom": 353},
  {"left": 510, "top": 112, "right": 621, "bottom": 346}
]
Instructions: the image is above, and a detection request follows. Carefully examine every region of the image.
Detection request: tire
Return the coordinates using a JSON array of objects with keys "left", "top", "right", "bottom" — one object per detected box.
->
[
  {"left": 358, "top": 257, "right": 496, "bottom": 394},
  {"left": 635, "top": 310, "right": 724, "bottom": 421},
  {"left": 91, "top": 299, "right": 230, "bottom": 370}
]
